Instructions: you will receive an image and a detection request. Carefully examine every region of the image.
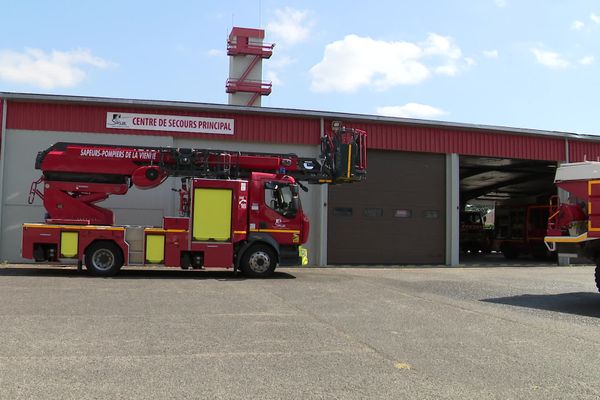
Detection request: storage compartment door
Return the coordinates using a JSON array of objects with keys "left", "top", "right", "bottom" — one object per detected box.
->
[
  {"left": 146, "top": 234, "right": 165, "bottom": 264},
  {"left": 60, "top": 231, "right": 78, "bottom": 258},
  {"left": 193, "top": 188, "right": 232, "bottom": 241}
]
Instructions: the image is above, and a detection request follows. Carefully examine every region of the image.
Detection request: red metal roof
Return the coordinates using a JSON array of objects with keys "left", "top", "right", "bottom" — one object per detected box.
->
[
  {"left": 3, "top": 93, "right": 600, "bottom": 162},
  {"left": 568, "top": 140, "right": 600, "bottom": 162},
  {"left": 6, "top": 101, "right": 320, "bottom": 145},
  {"left": 341, "top": 120, "right": 569, "bottom": 160}
]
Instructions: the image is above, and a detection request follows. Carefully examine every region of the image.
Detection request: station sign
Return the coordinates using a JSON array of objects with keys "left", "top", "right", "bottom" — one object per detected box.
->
[{"left": 106, "top": 112, "right": 234, "bottom": 135}]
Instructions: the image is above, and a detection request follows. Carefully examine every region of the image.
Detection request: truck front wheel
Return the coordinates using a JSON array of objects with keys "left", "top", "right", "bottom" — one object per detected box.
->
[
  {"left": 85, "top": 241, "right": 124, "bottom": 277},
  {"left": 240, "top": 244, "right": 277, "bottom": 278}
]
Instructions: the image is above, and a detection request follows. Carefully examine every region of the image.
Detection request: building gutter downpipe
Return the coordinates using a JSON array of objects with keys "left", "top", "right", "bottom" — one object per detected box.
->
[{"left": 0, "top": 99, "right": 7, "bottom": 251}]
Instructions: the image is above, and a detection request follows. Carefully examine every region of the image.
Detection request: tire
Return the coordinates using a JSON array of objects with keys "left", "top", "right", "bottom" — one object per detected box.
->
[
  {"left": 240, "top": 244, "right": 277, "bottom": 278},
  {"left": 595, "top": 265, "right": 600, "bottom": 293},
  {"left": 85, "top": 241, "right": 124, "bottom": 277}
]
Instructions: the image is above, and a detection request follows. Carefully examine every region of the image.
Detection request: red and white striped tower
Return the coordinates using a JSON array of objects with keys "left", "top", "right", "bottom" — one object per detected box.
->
[{"left": 225, "top": 27, "right": 274, "bottom": 107}]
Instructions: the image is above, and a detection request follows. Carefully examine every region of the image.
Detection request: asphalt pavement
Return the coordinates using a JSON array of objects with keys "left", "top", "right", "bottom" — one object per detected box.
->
[{"left": 0, "top": 264, "right": 599, "bottom": 399}]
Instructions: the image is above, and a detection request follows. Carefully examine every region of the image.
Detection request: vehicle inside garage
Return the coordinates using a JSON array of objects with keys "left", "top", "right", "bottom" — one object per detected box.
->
[{"left": 459, "top": 156, "right": 558, "bottom": 263}]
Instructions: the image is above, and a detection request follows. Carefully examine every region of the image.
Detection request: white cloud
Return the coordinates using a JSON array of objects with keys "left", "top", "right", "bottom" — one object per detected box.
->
[
  {"left": 265, "top": 56, "right": 293, "bottom": 89},
  {"left": 310, "top": 35, "right": 427, "bottom": 92},
  {"left": 591, "top": 13, "right": 600, "bottom": 24},
  {"left": 376, "top": 103, "right": 448, "bottom": 119},
  {"left": 266, "top": 7, "right": 312, "bottom": 46},
  {"left": 425, "top": 33, "right": 464, "bottom": 76},
  {"left": 572, "top": 20, "right": 585, "bottom": 30},
  {"left": 483, "top": 49, "right": 499, "bottom": 59},
  {"left": 423, "top": 33, "right": 462, "bottom": 59},
  {"left": 579, "top": 55, "right": 595, "bottom": 65},
  {"left": 435, "top": 64, "right": 460, "bottom": 76},
  {"left": 531, "top": 48, "right": 570, "bottom": 69},
  {"left": 270, "top": 55, "right": 294, "bottom": 69},
  {"left": 207, "top": 49, "right": 225, "bottom": 57},
  {"left": 310, "top": 33, "right": 467, "bottom": 93},
  {"left": 266, "top": 70, "right": 283, "bottom": 86},
  {"left": 494, "top": 0, "right": 507, "bottom": 8},
  {"left": 0, "top": 48, "right": 113, "bottom": 89}
]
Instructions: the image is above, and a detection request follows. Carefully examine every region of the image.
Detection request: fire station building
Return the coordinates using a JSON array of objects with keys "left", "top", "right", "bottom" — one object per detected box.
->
[{"left": 2, "top": 92, "right": 600, "bottom": 266}]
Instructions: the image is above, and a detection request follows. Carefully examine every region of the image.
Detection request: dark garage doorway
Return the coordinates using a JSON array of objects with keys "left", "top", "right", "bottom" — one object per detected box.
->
[{"left": 459, "top": 156, "right": 557, "bottom": 263}]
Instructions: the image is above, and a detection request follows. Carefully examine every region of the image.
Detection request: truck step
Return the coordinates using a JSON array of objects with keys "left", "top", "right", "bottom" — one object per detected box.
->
[{"left": 128, "top": 250, "right": 144, "bottom": 264}]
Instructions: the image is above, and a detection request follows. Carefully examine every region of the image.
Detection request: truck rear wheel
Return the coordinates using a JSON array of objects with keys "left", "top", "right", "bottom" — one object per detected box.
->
[
  {"left": 595, "top": 265, "right": 600, "bottom": 293},
  {"left": 240, "top": 244, "right": 277, "bottom": 278},
  {"left": 85, "top": 241, "right": 124, "bottom": 277}
]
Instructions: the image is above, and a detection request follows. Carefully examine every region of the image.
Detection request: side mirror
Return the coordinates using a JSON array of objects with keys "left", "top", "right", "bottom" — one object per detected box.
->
[{"left": 297, "top": 181, "right": 309, "bottom": 192}]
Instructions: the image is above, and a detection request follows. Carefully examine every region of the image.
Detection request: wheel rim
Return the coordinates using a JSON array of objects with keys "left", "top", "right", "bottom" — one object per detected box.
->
[
  {"left": 248, "top": 251, "right": 271, "bottom": 273},
  {"left": 91, "top": 249, "right": 115, "bottom": 271}
]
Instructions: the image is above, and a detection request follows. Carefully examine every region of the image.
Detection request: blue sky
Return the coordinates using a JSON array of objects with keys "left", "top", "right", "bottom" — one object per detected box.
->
[{"left": 2, "top": 0, "right": 600, "bottom": 134}]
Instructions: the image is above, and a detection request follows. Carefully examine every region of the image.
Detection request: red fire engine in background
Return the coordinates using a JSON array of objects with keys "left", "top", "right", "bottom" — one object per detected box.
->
[
  {"left": 544, "top": 161, "right": 600, "bottom": 291},
  {"left": 22, "top": 126, "right": 367, "bottom": 277},
  {"left": 494, "top": 204, "right": 551, "bottom": 260}
]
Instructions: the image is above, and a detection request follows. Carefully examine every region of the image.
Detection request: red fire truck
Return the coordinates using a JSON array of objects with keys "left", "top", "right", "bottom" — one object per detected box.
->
[
  {"left": 544, "top": 161, "right": 600, "bottom": 291},
  {"left": 494, "top": 204, "right": 551, "bottom": 260},
  {"left": 22, "top": 127, "right": 366, "bottom": 277}
]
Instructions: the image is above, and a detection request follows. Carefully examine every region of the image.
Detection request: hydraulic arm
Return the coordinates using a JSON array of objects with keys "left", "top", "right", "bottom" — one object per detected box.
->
[{"left": 29, "top": 127, "right": 367, "bottom": 225}]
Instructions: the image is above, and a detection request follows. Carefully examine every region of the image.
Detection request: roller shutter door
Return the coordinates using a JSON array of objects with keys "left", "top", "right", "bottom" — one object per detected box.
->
[{"left": 327, "top": 150, "right": 446, "bottom": 264}]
